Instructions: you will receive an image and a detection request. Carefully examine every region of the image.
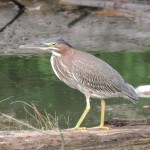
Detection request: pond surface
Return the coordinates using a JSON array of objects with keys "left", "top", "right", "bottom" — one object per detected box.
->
[{"left": 0, "top": 51, "right": 150, "bottom": 129}]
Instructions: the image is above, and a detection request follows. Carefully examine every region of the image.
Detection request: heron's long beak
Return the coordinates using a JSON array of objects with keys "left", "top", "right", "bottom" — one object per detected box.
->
[{"left": 19, "top": 42, "right": 59, "bottom": 52}]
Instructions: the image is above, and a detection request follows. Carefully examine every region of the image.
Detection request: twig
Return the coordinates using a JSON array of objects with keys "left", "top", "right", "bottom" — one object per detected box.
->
[
  {"left": 1, "top": 113, "right": 59, "bottom": 137},
  {"left": 68, "top": 11, "right": 90, "bottom": 28},
  {"left": 0, "top": 96, "right": 13, "bottom": 103},
  {"left": 0, "top": 0, "right": 25, "bottom": 32},
  {"left": 10, "top": 101, "right": 66, "bottom": 148}
]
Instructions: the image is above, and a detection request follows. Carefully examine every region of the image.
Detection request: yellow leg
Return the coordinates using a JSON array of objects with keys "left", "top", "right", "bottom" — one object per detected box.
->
[
  {"left": 73, "top": 94, "right": 90, "bottom": 130},
  {"left": 99, "top": 99, "right": 109, "bottom": 129},
  {"left": 91, "top": 99, "right": 109, "bottom": 130}
]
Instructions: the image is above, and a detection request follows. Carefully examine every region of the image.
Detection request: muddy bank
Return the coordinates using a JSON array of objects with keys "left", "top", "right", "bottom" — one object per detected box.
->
[
  {"left": 0, "top": 125, "right": 150, "bottom": 150},
  {"left": 0, "top": 1, "right": 150, "bottom": 55}
]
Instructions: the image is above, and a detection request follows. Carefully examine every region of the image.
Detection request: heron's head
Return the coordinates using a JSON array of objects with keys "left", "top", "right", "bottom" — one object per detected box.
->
[{"left": 20, "top": 37, "right": 73, "bottom": 56}]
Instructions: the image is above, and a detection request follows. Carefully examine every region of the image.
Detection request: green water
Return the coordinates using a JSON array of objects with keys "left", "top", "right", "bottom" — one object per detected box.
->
[{"left": 0, "top": 51, "right": 150, "bottom": 129}]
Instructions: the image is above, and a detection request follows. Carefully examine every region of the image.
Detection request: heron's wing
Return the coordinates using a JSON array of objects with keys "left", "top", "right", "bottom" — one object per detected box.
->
[
  {"left": 72, "top": 59, "right": 124, "bottom": 94},
  {"left": 71, "top": 51, "right": 138, "bottom": 101}
]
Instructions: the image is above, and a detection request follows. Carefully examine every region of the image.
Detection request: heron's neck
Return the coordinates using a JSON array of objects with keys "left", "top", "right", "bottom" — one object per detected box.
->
[{"left": 51, "top": 51, "right": 61, "bottom": 57}]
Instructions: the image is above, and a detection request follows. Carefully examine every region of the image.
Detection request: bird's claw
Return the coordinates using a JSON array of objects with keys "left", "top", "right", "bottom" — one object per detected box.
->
[
  {"left": 89, "top": 125, "right": 110, "bottom": 130},
  {"left": 66, "top": 127, "right": 87, "bottom": 130},
  {"left": 66, "top": 125, "right": 109, "bottom": 130},
  {"left": 73, "top": 126, "right": 87, "bottom": 130}
]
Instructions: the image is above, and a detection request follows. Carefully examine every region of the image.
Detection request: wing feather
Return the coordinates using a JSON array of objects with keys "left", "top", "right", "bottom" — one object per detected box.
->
[{"left": 72, "top": 59, "right": 123, "bottom": 95}]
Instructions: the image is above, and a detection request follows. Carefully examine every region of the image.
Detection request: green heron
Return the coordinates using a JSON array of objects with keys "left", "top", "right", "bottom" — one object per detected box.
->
[{"left": 21, "top": 37, "right": 139, "bottom": 130}]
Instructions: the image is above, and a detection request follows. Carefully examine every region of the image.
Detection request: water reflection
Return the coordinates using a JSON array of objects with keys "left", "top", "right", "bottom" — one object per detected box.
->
[{"left": 0, "top": 51, "right": 149, "bottom": 129}]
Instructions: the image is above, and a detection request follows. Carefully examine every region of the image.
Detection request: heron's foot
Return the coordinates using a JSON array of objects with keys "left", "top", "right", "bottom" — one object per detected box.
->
[
  {"left": 72, "top": 126, "right": 87, "bottom": 130},
  {"left": 66, "top": 126, "right": 87, "bottom": 130},
  {"left": 90, "top": 125, "right": 110, "bottom": 130}
]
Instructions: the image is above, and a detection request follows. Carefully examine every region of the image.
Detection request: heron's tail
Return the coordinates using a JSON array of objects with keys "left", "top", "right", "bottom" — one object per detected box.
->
[{"left": 122, "top": 83, "right": 139, "bottom": 104}]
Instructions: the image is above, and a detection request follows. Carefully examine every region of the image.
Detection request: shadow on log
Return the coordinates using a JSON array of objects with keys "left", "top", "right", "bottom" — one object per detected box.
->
[{"left": 0, "top": 125, "right": 150, "bottom": 150}]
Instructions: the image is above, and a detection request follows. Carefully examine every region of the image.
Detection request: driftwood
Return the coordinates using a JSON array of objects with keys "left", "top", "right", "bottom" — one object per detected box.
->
[
  {"left": 60, "top": 0, "right": 150, "bottom": 10},
  {"left": 60, "top": 0, "right": 150, "bottom": 26},
  {"left": 0, "top": 125, "right": 150, "bottom": 150}
]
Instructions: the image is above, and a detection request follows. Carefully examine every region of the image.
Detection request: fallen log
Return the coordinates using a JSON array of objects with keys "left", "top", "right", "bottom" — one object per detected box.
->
[
  {"left": 0, "top": 125, "right": 150, "bottom": 150},
  {"left": 60, "top": 0, "right": 150, "bottom": 10}
]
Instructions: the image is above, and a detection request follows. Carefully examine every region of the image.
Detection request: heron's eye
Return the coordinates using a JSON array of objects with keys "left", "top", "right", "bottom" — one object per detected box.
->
[{"left": 49, "top": 42, "right": 56, "bottom": 47}]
